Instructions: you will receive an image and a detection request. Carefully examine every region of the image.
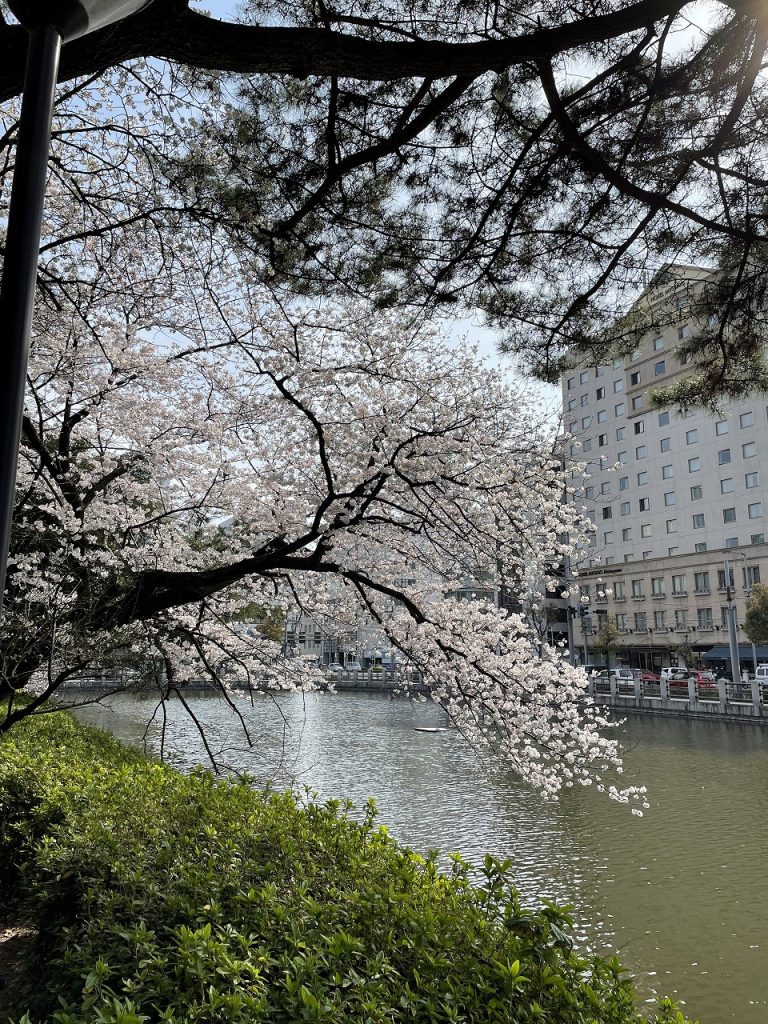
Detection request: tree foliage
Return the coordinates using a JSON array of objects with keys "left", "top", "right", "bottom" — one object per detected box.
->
[
  {"left": 3, "top": 0, "right": 768, "bottom": 400},
  {"left": 744, "top": 583, "right": 768, "bottom": 646},
  {"left": 0, "top": 67, "right": 647, "bottom": 805}
]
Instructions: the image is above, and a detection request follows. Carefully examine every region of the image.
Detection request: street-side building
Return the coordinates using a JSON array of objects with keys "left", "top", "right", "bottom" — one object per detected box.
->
[{"left": 563, "top": 265, "right": 768, "bottom": 675}]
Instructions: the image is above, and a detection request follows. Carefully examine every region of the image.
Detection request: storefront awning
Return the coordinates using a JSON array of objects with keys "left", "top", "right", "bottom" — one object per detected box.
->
[{"left": 701, "top": 645, "right": 768, "bottom": 661}]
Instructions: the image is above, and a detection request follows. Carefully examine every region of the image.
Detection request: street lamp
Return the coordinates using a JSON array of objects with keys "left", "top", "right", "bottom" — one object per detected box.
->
[{"left": 0, "top": 0, "right": 154, "bottom": 613}]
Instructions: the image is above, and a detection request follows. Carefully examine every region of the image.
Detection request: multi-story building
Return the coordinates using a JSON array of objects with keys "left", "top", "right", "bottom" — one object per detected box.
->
[{"left": 563, "top": 265, "right": 768, "bottom": 675}]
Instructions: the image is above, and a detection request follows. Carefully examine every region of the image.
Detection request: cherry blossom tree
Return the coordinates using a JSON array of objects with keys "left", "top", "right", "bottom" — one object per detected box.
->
[{"left": 0, "top": 55, "right": 648, "bottom": 807}]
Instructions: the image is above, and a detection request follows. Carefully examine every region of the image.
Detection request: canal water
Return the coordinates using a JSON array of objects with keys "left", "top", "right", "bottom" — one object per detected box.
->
[{"left": 70, "top": 690, "right": 768, "bottom": 1024}]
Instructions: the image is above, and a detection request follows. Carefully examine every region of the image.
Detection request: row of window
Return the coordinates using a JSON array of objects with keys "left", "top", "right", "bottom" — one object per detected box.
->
[
  {"left": 599, "top": 504, "right": 763, "bottom": 542},
  {"left": 614, "top": 608, "right": 736, "bottom": 631},
  {"left": 570, "top": 410, "right": 752, "bottom": 435},
  {"left": 565, "top": 330, "right": 691, "bottom": 391},
  {"left": 587, "top": 473, "right": 760, "bottom": 504},
  {"left": 605, "top": 565, "right": 761, "bottom": 601}
]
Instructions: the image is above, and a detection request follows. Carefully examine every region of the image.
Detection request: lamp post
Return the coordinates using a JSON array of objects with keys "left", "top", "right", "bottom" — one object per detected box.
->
[
  {"left": 723, "top": 557, "right": 742, "bottom": 685},
  {"left": 0, "top": 0, "right": 153, "bottom": 614}
]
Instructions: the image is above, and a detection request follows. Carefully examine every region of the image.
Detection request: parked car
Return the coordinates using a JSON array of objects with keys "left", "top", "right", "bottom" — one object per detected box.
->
[
  {"left": 326, "top": 662, "right": 344, "bottom": 673},
  {"left": 755, "top": 664, "right": 768, "bottom": 682},
  {"left": 610, "top": 668, "right": 634, "bottom": 682},
  {"left": 638, "top": 670, "right": 660, "bottom": 682},
  {"left": 345, "top": 661, "right": 363, "bottom": 672},
  {"left": 660, "top": 666, "right": 689, "bottom": 682}
]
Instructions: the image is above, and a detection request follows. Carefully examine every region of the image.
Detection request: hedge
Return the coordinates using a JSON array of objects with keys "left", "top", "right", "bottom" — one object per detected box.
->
[{"left": 0, "top": 711, "right": 695, "bottom": 1024}]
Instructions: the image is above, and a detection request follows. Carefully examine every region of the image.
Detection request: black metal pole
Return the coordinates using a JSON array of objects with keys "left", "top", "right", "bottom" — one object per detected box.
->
[{"left": 0, "top": 25, "right": 61, "bottom": 615}]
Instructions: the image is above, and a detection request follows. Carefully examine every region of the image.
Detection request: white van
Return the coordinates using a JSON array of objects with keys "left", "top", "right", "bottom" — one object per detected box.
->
[
  {"left": 755, "top": 664, "right": 768, "bottom": 682},
  {"left": 610, "top": 668, "right": 634, "bottom": 682},
  {"left": 660, "top": 666, "right": 689, "bottom": 682}
]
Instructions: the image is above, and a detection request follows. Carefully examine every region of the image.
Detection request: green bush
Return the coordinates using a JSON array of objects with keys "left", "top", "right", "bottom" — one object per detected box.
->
[{"left": 0, "top": 712, "right": 695, "bottom": 1024}]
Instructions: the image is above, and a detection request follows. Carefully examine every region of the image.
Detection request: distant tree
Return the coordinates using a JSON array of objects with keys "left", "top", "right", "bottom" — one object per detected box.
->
[
  {"left": 594, "top": 620, "right": 619, "bottom": 668},
  {"left": 2, "top": 0, "right": 768, "bottom": 399},
  {"left": 744, "top": 584, "right": 768, "bottom": 646}
]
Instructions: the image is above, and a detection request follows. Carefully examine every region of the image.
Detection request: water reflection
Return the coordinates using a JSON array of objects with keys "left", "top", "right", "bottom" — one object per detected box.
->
[{"left": 70, "top": 690, "right": 768, "bottom": 1024}]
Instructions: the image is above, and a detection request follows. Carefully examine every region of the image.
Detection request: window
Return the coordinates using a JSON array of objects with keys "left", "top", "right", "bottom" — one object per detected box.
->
[
  {"left": 668, "top": 546, "right": 679, "bottom": 556},
  {"left": 743, "top": 441, "right": 757, "bottom": 458},
  {"left": 622, "top": 528, "right": 632, "bottom": 541},
  {"left": 660, "top": 437, "right": 671, "bottom": 452},
  {"left": 615, "top": 402, "right": 625, "bottom": 416},
  {"left": 580, "top": 370, "right": 589, "bottom": 384},
  {"left": 639, "top": 496, "right": 650, "bottom": 511},
  {"left": 636, "top": 445, "right": 647, "bottom": 459},
  {"left": 651, "top": 577, "right": 665, "bottom": 596},
  {"left": 635, "top": 612, "right": 647, "bottom": 630},
  {"left": 568, "top": 399, "right": 577, "bottom": 411},
  {"left": 617, "top": 450, "right": 628, "bottom": 464},
  {"left": 616, "top": 426, "right": 626, "bottom": 440},
  {"left": 686, "top": 429, "right": 698, "bottom": 444},
  {"left": 602, "top": 507, "right": 613, "bottom": 520},
  {"left": 723, "top": 507, "right": 737, "bottom": 523},
  {"left": 688, "top": 457, "right": 701, "bottom": 473},
  {"left": 655, "top": 360, "right": 666, "bottom": 376},
  {"left": 715, "top": 420, "right": 728, "bottom": 436},
  {"left": 595, "top": 366, "right": 605, "bottom": 378},
  {"left": 749, "top": 502, "right": 763, "bottom": 519},
  {"left": 695, "top": 542, "right": 708, "bottom": 553},
  {"left": 721, "top": 607, "right": 730, "bottom": 629},
  {"left": 600, "top": 481, "right": 611, "bottom": 494},
  {"left": 630, "top": 371, "right": 641, "bottom": 386},
  {"left": 641, "top": 523, "right": 652, "bottom": 538},
  {"left": 721, "top": 478, "right": 734, "bottom": 494},
  {"left": 675, "top": 609, "right": 687, "bottom": 627},
  {"left": 740, "top": 411, "right": 753, "bottom": 428},
  {"left": 613, "top": 357, "right": 624, "bottom": 369},
  {"left": 596, "top": 387, "right": 606, "bottom": 400},
  {"left": 718, "top": 449, "right": 731, "bottom": 464},
  {"left": 632, "top": 396, "right": 644, "bottom": 410},
  {"left": 662, "top": 464, "right": 674, "bottom": 479},
  {"left": 725, "top": 537, "right": 739, "bottom": 548},
  {"left": 621, "top": 501, "right": 631, "bottom": 515},
  {"left": 666, "top": 519, "right": 678, "bottom": 533},
  {"left": 745, "top": 566, "right": 761, "bottom": 587},
  {"left": 642, "top": 550, "right": 653, "bottom": 560},
  {"left": 619, "top": 476, "right": 629, "bottom": 491},
  {"left": 718, "top": 567, "right": 735, "bottom": 590},
  {"left": 598, "top": 434, "right": 608, "bottom": 447},
  {"left": 583, "top": 439, "right": 592, "bottom": 452},
  {"left": 654, "top": 610, "right": 667, "bottom": 629},
  {"left": 614, "top": 581, "right": 626, "bottom": 599},
  {"left": 597, "top": 409, "right": 607, "bottom": 423},
  {"left": 624, "top": 554, "right": 634, "bottom": 562},
  {"left": 637, "top": 471, "right": 648, "bottom": 484},
  {"left": 614, "top": 379, "right": 624, "bottom": 393},
  {"left": 653, "top": 337, "right": 664, "bottom": 351},
  {"left": 567, "top": 377, "right": 575, "bottom": 390},
  {"left": 678, "top": 324, "right": 691, "bottom": 339},
  {"left": 664, "top": 491, "right": 676, "bottom": 506},
  {"left": 746, "top": 472, "right": 759, "bottom": 489},
  {"left": 616, "top": 613, "right": 628, "bottom": 630},
  {"left": 604, "top": 531, "right": 614, "bottom": 544},
  {"left": 751, "top": 533, "right": 765, "bottom": 545},
  {"left": 634, "top": 420, "right": 645, "bottom": 434},
  {"left": 581, "top": 415, "right": 592, "bottom": 429},
  {"left": 658, "top": 411, "right": 670, "bottom": 426},
  {"left": 585, "top": 485, "right": 594, "bottom": 498},
  {"left": 631, "top": 579, "right": 643, "bottom": 598},
  {"left": 694, "top": 572, "right": 710, "bottom": 593},
  {"left": 672, "top": 574, "right": 685, "bottom": 595},
  {"left": 581, "top": 394, "right": 588, "bottom": 406},
  {"left": 693, "top": 513, "right": 706, "bottom": 529},
  {"left": 690, "top": 485, "right": 703, "bottom": 500},
  {"left": 697, "top": 608, "right": 713, "bottom": 629}
]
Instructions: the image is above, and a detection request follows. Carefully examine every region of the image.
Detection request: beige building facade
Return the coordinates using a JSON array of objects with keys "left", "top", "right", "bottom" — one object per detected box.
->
[{"left": 563, "top": 266, "right": 767, "bottom": 674}]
